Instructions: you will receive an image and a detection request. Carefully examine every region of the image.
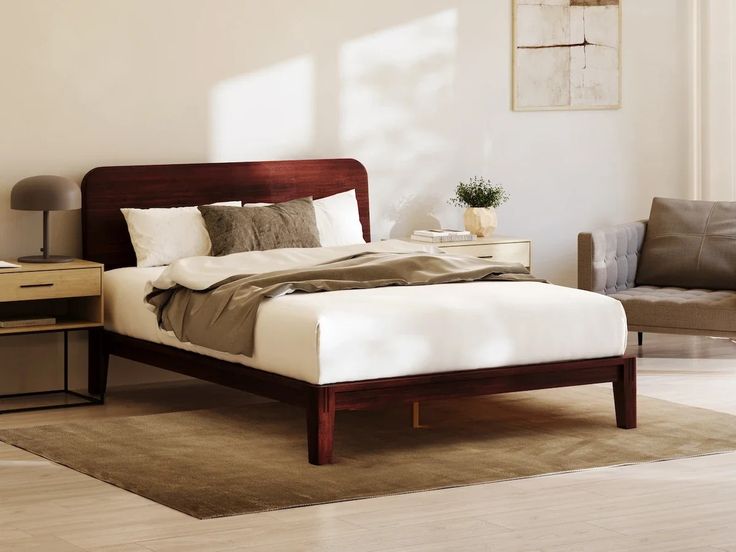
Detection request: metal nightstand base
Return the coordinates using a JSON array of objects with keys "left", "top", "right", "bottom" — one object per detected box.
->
[{"left": 0, "top": 329, "right": 105, "bottom": 415}]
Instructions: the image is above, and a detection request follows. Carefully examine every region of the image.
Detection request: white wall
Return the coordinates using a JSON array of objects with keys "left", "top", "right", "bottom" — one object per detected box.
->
[
  {"left": 0, "top": 0, "right": 692, "bottom": 390},
  {"left": 699, "top": 0, "right": 736, "bottom": 201}
]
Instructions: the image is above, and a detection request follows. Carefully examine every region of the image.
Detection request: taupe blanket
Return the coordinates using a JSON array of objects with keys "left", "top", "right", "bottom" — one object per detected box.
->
[{"left": 146, "top": 252, "right": 545, "bottom": 357}]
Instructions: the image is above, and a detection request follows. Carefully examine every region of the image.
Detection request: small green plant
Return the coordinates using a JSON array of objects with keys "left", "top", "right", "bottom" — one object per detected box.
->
[{"left": 449, "top": 177, "right": 509, "bottom": 209}]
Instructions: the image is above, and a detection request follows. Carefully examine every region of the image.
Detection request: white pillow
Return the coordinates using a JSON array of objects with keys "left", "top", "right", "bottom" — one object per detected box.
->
[
  {"left": 244, "top": 190, "right": 365, "bottom": 247},
  {"left": 314, "top": 189, "right": 366, "bottom": 246},
  {"left": 121, "top": 202, "right": 241, "bottom": 267}
]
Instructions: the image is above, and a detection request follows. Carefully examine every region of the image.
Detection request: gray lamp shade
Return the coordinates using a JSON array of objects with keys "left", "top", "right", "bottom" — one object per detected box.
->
[
  {"left": 11, "top": 175, "right": 81, "bottom": 263},
  {"left": 11, "top": 175, "right": 81, "bottom": 211}
]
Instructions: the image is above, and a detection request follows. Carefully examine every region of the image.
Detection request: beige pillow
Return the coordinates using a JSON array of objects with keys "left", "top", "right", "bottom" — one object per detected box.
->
[
  {"left": 636, "top": 197, "right": 736, "bottom": 290},
  {"left": 198, "top": 197, "right": 321, "bottom": 256}
]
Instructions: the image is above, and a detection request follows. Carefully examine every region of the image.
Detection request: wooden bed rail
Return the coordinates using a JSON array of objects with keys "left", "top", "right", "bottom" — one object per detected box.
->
[{"left": 91, "top": 331, "right": 636, "bottom": 465}]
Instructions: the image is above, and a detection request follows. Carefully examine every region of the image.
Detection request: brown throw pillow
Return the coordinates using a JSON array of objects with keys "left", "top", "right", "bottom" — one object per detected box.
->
[
  {"left": 198, "top": 197, "right": 321, "bottom": 256},
  {"left": 636, "top": 197, "right": 736, "bottom": 290}
]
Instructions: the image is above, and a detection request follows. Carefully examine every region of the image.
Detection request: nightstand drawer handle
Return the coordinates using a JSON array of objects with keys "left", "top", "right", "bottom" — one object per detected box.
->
[{"left": 19, "top": 283, "right": 55, "bottom": 288}]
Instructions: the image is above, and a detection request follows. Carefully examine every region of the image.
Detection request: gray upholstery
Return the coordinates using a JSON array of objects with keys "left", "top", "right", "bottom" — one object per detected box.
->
[
  {"left": 612, "top": 286, "right": 736, "bottom": 334},
  {"left": 578, "top": 221, "right": 646, "bottom": 294}
]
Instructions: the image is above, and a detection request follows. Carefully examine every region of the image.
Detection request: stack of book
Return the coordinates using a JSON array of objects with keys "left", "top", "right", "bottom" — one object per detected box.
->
[
  {"left": 0, "top": 316, "right": 56, "bottom": 329},
  {"left": 411, "top": 229, "right": 475, "bottom": 243}
]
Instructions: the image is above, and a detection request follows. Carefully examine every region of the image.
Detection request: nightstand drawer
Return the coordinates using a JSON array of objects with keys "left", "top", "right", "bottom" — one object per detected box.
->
[
  {"left": 0, "top": 268, "right": 101, "bottom": 302},
  {"left": 441, "top": 241, "right": 531, "bottom": 265}
]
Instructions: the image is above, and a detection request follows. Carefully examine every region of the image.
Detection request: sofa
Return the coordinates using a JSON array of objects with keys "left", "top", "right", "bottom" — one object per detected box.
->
[{"left": 578, "top": 198, "right": 736, "bottom": 345}]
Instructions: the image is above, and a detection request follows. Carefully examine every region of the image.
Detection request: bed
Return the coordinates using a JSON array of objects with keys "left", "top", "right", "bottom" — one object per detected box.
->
[{"left": 82, "top": 158, "right": 636, "bottom": 465}]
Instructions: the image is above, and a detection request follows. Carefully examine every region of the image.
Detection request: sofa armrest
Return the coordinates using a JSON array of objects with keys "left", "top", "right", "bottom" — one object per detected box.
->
[{"left": 578, "top": 221, "right": 647, "bottom": 294}]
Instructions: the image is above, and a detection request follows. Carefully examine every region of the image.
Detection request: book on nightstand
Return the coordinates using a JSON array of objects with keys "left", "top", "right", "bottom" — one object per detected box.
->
[
  {"left": 0, "top": 316, "right": 57, "bottom": 328},
  {"left": 411, "top": 229, "right": 475, "bottom": 243}
]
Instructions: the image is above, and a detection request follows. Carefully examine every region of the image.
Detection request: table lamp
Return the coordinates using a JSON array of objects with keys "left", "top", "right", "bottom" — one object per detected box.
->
[{"left": 11, "top": 175, "right": 81, "bottom": 263}]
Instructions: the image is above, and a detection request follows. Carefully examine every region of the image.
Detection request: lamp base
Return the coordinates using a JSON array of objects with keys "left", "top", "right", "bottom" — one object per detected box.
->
[{"left": 18, "top": 255, "right": 75, "bottom": 264}]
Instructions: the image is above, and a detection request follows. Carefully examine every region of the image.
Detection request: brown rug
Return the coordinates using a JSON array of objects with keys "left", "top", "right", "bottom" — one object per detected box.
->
[{"left": 1, "top": 386, "right": 735, "bottom": 519}]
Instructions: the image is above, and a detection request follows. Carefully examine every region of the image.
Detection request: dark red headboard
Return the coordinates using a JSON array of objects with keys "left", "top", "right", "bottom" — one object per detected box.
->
[{"left": 81, "top": 158, "right": 370, "bottom": 270}]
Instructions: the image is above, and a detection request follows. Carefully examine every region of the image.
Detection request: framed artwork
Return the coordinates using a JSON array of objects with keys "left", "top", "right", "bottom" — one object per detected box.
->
[{"left": 512, "top": 0, "right": 621, "bottom": 111}]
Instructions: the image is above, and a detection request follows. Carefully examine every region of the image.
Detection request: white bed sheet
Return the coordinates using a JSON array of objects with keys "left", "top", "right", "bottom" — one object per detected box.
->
[{"left": 104, "top": 267, "right": 627, "bottom": 385}]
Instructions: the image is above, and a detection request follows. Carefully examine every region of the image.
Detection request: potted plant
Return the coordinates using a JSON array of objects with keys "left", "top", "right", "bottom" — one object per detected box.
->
[{"left": 449, "top": 177, "right": 509, "bottom": 237}]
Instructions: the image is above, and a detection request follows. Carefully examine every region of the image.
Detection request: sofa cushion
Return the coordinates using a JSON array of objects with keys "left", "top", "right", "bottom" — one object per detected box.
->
[
  {"left": 612, "top": 286, "right": 736, "bottom": 333},
  {"left": 635, "top": 197, "right": 736, "bottom": 290}
]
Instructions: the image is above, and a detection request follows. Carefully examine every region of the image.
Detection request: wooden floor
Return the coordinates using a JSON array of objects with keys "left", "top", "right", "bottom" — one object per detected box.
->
[{"left": 1, "top": 333, "right": 735, "bottom": 551}]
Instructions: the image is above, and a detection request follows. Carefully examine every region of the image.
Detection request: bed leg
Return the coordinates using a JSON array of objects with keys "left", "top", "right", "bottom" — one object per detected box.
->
[
  {"left": 88, "top": 328, "right": 109, "bottom": 400},
  {"left": 412, "top": 401, "right": 421, "bottom": 428},
  {"left": 306, "top": 387, "right": 336, "bottom": 465},
  {"left": 637, "top": 332, "right": 643, "bottom": 346},
  {"left": 613, "top": 357, "right": 637, "bottom": 429}
]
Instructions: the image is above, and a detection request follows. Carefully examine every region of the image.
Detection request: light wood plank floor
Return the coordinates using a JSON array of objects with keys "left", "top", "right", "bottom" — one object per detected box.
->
[{"left": 1, "top": 333, "right": 735, "bottom": 552}]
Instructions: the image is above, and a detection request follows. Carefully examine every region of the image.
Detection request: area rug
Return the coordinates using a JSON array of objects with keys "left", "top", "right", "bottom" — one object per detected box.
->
[{"left": 1, "top": 386, "right": 735, "bottom": 519}]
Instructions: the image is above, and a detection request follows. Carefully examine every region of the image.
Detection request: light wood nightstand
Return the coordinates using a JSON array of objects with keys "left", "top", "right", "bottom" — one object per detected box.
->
[
  {"left": 404, "top": 235, "right": 532, "bottom": 269},
  {"left": 0, "top": 259, "right": 105, "bottom": 413}
]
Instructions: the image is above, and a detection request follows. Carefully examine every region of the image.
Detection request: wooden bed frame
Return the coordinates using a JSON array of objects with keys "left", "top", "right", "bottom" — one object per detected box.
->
[{"left": 81, "top": 158, "right": 636, "bottom": 465}]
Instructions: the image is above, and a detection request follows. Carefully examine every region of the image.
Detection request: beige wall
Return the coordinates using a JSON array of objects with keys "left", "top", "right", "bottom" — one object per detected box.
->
[
  {"left": 699, "top": 0, "right": 736, "bottom": 201},
  {"left": 0, "top": 0, "right": 692, "bottom": 390}
]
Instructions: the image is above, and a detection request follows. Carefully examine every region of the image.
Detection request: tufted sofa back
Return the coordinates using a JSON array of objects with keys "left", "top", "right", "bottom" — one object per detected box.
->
[{"left": 578, "top": 221, "right": 647, "bottom": 294}]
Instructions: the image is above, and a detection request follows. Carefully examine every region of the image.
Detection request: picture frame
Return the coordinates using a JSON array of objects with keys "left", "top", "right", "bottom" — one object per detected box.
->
[{"left": 512, "top": 0, "right": 622, "bottom": 112}]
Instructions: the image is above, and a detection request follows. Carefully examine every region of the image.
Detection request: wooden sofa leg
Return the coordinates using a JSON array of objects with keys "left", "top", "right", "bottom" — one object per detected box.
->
[
  {"left": 306, "top": 387, "right": 336, "bottom": 465},
  {"left": 613, "top": 357, "right": 637, "bottom": 429},
  {"left": 637, "top": 332, "right": 643, "bottom": 346},
  {"left": 88, "top": 328, "right": 110, "bottom": 399}
]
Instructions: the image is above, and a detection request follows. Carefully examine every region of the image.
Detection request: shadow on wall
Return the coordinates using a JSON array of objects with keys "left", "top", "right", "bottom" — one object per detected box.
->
[
  {"left": 207, "top": 7, "right": 461, "bottom": 239},
  {"left": 385, "top": 194, "right": 443, "bottom": 238}
]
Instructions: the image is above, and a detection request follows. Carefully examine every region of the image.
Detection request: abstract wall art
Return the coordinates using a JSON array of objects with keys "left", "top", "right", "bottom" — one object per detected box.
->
[{"left": 513, "top": 0, "right": 621, "bottom": 111}]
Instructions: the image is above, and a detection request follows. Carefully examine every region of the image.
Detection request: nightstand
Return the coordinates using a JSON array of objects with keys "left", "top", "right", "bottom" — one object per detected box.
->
[
  {"left": 0, "top": 259, "right": 105, "bottom": 413},
  {"left": 404, "top": 235, "right": 532, "bottom": 268}
]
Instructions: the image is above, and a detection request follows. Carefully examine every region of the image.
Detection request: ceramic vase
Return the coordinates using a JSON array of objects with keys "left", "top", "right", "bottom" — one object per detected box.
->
[{"left": 463, "top": 207, "right": 497, "bottom": 237}]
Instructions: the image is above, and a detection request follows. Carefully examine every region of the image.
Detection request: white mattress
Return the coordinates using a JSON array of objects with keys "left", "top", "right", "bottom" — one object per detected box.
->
[{"left": 104, "top": 267, "right": 627, "bottom": 385}]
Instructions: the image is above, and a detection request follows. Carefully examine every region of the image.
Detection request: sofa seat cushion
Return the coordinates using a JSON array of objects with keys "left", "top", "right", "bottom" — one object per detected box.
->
[{"left": 611, "top": 286, "right": 736, "bottom": 333}]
